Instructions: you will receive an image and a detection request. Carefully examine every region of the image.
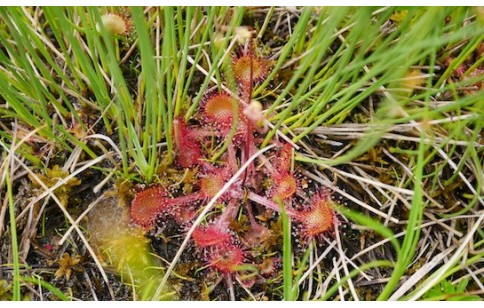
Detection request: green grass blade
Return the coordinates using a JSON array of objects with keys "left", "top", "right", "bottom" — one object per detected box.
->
[
  {"left": 279, "top": 200, "right": 293, "bottom": 301},
  {"left": 21, "top": 276, "right": 70, "bottom": 301},
  {"left": 4, "top": 151, "right": 21, "bottom": 300}
]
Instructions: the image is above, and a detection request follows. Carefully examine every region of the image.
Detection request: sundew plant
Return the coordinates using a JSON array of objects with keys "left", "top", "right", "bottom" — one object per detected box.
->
[{"left": 0, "top": 7, "right": 483, "bottom": 301}]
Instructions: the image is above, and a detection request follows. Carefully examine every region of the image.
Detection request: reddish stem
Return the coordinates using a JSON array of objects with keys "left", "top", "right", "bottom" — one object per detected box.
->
[
  {"left": 247, "top": 191, "right": 298, "bottom": 217},
  {"left": 215, "top": 198, "right": 240, "bottom": 229},
  {"left": 167, "top": 191, "right": 204, "bottom": 207}
]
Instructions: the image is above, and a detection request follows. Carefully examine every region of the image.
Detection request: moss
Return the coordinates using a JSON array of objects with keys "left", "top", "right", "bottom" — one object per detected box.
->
[
  {"left": 87, "top": 194, "right": 176, "bottom": 300},
  {"left": 29, "top": 165, "right": 81, "bottom": 207}
]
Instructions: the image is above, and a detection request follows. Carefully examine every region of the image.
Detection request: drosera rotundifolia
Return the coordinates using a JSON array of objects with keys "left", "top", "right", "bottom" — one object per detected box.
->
[{"left": 129, "top": 35, "right": 339, "bottom": 299}]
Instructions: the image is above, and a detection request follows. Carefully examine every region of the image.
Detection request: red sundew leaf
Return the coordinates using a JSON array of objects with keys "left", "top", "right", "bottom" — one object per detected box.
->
[
  {"left": 274, "top": 142, "right": 292, "bottom": 174},
  {"left": 232, "top": 48, "right": 269, "bottom": 86},
  {"left": 270, "top": 173, "right": 297, "bottom": 201},
  {"left": 199, "top": 174, "right": 225, "bottom": 199},
  {"left": 130, "top": 186, "right": 168, "bottom": 228},
  {"left": 209, "top": 244, "right": 244, "bottom": 274},
  {"left": 192, "top": 225, "right": 232, "bottom": 248},
  {"left": 199, "top": 91, "right": 255, "bottom": 148},
  {"left": 172, "top": 205, "right": 198, "bottom": 225},
  {"left": 295, "top": 190, "right": 335, "bottom": 240},
  {"left": 198, "top": 167, "right": 232, "bottom": 199},
  {"left": 200, "top": 91, "right": 239, "bottom": 132},
  {"left": 173, "top": 117, "right": 203, "bottom": 168},
  {"left": 242, "top": 221, "right": 272, "bottom": 247},
  {"left": 177, "top": 144, "right": 203, "bottom": 168},
  {"left": 258, "top": 257, "right": 280, "bottom": 277}
]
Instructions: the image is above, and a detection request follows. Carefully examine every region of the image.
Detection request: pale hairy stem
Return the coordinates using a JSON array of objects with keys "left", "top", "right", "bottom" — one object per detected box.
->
[{"left": 246, "top": 191, "right": 298, "bottom": 217}]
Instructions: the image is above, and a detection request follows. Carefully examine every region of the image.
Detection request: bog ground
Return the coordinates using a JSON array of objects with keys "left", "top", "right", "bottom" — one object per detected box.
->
[{"left": 0, "top": 7, "right": 483, "bottom": 301}]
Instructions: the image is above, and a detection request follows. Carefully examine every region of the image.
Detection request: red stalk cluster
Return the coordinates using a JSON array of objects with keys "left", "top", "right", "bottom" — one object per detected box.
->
[{"left": 130, "top": 40, "right": 336, "bottom": 281}]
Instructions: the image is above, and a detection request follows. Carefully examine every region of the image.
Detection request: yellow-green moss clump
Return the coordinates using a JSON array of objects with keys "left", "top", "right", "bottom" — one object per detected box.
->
[{"left": 87, "top": 194, "right": 176, "bottom": 300}]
